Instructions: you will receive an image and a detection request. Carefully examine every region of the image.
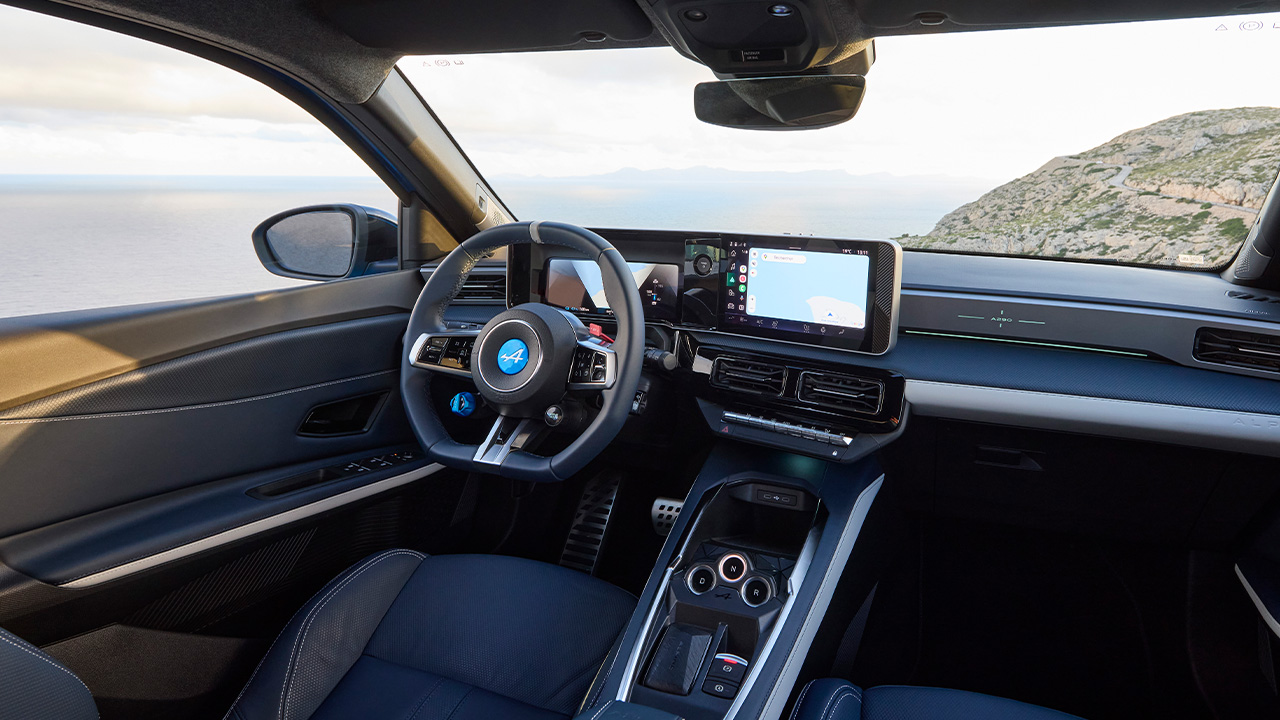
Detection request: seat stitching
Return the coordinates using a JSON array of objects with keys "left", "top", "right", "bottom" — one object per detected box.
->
[
  {"left": 442, "top": 686, "right": 475, "bottom": 720},
  {"left": 824, "top": 690, "right": 857, "bottom": 720},
  {"left": 403, "top": 675, "right": 447, "bottom": 720},
  {"left": 788, "top": 679, "right": 818, "bottom": 720},
  {"left": 0, "top": 633, "right": 97, "bottom": 715},
  {"left": 586, "top": 700, "right": 614, "bottom": 720},
  {"left": 279, "top": 550, "right": 425, "bottom": 720},
  {"left": 279, "top": 549, "right": 425, "bottom": 720},
  {"left": 223, "top": 582, "right": 327, "bottom": 720},
  {"left": 817, "top": 687, "right": 854, "bottom": 720}
]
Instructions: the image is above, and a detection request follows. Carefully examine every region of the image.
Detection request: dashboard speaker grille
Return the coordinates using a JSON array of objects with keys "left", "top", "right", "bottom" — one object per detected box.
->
[
  {"left": 797, "top": 371, "right": 884, "bottom": 415},
  {"left": 711, "top": 356, "right": 787, "bottom": 396},
  {"left": 455, "top": 272, "right": 507, "bottom": 302},
  {"left": 1194, "top": 327, "right": 1280, "bottom": 374}
]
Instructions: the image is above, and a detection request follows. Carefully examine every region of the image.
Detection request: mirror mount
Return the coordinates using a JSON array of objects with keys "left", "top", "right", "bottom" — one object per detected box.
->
[
  {"left": 252, "top": 204, "right": 398, "bottom": 281},
  {"left": 694, "top": 74, "right": 865, "bottom": 130}
]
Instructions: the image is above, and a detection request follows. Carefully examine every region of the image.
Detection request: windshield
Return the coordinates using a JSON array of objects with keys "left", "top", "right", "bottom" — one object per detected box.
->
[{"left": 401, "top": 14, "right": 1280, "bottom": 269}]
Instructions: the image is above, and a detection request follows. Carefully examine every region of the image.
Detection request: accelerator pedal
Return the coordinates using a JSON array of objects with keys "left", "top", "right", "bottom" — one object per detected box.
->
[
  {"left": 559, "top": 472, "right": 621, "bottom": 575},
  {"left": 651, "top": 497, "right": 684, "bottom": 537}
]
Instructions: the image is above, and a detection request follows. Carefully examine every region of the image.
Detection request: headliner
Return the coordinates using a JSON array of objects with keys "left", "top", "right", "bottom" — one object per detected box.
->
[{"left": 10, "top": 0, "right": 1270, "bottom": 103}]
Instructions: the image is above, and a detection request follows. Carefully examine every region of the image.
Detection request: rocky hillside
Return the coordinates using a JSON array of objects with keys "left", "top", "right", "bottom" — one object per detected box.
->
[{"left": 900, "top": 107, "right": 1280, "bottom": 266}]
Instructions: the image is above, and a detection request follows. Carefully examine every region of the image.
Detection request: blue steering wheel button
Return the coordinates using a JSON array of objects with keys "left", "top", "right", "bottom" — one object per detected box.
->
[
  {"left": 449, "top": 392, "right": 476, "bottom": 417},
  {"left": 496, "top": 338, "right": 530, "bottom": 375}
]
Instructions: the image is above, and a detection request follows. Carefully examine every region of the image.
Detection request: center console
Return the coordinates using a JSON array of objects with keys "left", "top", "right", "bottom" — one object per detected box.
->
[
  {"left": 627, "top": 480, "right": 816, "bottom": 717},
  {"left": 586, "top": 443, "right": 886, "bottom": 720}
]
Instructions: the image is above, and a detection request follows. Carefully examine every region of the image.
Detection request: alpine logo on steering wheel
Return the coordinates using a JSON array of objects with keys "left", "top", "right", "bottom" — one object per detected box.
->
[{"left": 496, "top": 338, "right": 530, "bottom": 375}]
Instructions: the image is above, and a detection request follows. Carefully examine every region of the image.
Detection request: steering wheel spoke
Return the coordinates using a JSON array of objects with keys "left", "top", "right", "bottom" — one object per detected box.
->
[
  {"left": 567, "top": 338, "right": 618, "bottom": 390},
  {"left": 474, "top": 414, "right": 547, "bottom": 467},
  {"left": 408, "top": 329, "right": 480, "bottom": 378}
]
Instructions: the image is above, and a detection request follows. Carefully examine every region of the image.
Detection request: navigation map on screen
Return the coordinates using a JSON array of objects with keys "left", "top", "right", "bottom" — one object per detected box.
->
[{"left": 743, "top": 248, "right": 869, "bottom": 329}]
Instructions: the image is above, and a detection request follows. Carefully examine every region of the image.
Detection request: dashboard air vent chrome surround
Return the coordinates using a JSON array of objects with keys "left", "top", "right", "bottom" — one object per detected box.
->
[
  {"left": 710, "top": 356, "right": 787, "bottom": 396},
  {"left": 1193, "top": 327, "right": 1280, "bottom": 374},
  {"left": 796, "top": 371, "right": 884, "bottom": 415},
  {"left": 455, "top": 272, "right": 507, "bottom": 302}
]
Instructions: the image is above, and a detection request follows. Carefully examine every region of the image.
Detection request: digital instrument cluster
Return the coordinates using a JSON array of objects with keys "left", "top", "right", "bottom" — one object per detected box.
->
[{"left": 506, "top": 230, "right": 901, "bottom": 356}]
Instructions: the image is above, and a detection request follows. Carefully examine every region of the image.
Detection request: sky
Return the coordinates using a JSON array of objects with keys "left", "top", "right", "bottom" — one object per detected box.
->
[
  {"left": 405, "top": 14, "right": 1280, "bottom": 182},
  {"left": 1, "top": 3, "right": 1280, "bottom": 184},
  {"left": 0, "top": 5, "right": 374, "bottom": 176}
]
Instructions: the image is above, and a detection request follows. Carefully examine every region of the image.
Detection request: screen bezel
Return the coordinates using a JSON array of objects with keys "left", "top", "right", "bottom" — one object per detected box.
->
[{"left": 716, "top": 234, "right": 901, "bottom": 355}]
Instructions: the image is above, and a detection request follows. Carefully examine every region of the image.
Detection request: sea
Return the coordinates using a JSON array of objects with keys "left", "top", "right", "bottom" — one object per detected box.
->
[{"left": 0, "top": 173, "right": 993, "bottom": 319}]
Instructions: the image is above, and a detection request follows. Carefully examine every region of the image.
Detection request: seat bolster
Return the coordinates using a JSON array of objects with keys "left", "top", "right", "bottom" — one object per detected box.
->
[
  {"left": 226, "top": 549, "right": 426, "bottom": 720},
  {"left": 862, "top": 686, "right": 1085, "bottom": 720},
  {"left": 0, "top": 627, "right": 98, "bottom": 720},
  {"left": 790, "top": 679, "right": 865, "bottom": 720}
]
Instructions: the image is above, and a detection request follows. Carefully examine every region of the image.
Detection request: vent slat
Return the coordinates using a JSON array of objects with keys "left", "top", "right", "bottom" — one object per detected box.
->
[
  {"left": 711, "top": 357, "right": 786, "bottom": 396},
  {"left": 798, "top": 371, "right": 883, "bottom": 415},
  {"left": 456, "top": 273, "right": 507, "bottom": 301},
  {"left": 1194, "top": 327, "right": 1280, "bottom": 373}
]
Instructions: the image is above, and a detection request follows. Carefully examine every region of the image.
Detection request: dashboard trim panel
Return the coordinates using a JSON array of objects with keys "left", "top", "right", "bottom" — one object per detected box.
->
[{"left": 906, "top": 379, "right": 1280, "bottom": 458}]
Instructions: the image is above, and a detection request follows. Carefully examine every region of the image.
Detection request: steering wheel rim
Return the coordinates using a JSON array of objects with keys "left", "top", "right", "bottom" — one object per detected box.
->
[{"left": 400, "top": 221, "right": 645, "bottom": 482}]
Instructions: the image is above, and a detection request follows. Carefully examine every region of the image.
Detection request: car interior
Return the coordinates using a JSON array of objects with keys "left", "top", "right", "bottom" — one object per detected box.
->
[{"left": 2, "top": 1, "right": 1280, "bottom": 720}]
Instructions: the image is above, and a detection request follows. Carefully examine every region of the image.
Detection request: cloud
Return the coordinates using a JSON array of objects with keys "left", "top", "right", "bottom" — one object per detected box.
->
[
  {"left": 403, "top": 12, "right": 1280, "bottom": 181},
  {"left": 0, "top": 4, "right": 376, "bottom": 176},
  {"left": 0, "top": 6, "right": 312, "bottom": 124},
  {"left": 1, "top": 2, "right": 1279, "bottom": 187}
]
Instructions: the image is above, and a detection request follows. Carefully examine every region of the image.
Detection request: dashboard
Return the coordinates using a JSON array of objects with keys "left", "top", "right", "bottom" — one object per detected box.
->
[
  {"left": 498, "top": 226, "right": 1280, "bottom": 463},
  {"left": 510, "top": 229, "right": 902, "bottom": 355}
]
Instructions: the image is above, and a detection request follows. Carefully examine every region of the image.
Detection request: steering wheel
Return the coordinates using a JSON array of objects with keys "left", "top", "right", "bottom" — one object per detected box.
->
[{"left": 400, "top": 221, "right": 644, "bottom": 482}]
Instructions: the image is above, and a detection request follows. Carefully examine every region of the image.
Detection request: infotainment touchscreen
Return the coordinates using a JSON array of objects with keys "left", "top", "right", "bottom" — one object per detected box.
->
[
  {"left": 544, "top": 258, "right": 681, "bottom": 322},
  {"left": 720, "top": 236, "right": 900, "bottom": 354}
]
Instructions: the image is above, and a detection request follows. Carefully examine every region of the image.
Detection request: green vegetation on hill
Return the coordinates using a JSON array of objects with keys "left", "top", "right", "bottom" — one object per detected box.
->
[{"left": 898, "top": 107, "right": 1280, "bottom": 266}]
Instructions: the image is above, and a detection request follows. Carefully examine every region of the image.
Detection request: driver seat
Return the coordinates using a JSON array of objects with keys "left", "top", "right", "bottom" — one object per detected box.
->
[{"left": 223, "top": 550, "right": 635, "bottom": 720}]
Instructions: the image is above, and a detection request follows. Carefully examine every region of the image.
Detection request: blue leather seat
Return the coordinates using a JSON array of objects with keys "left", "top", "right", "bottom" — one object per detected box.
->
[
  {"left": 791, "top": 679, "right": 1086, "bottom": 720},
  {"left": 0, "top": 627, "right": 96, "bottom": 720},
  {"left": 0, "top": 551, "right": 634, "bottom": 720},
  {"left": 225, "top": 550, "right": 637, "bottom": 720}
]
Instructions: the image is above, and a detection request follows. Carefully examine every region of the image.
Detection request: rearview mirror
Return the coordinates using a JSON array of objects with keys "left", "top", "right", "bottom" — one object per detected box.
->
[
  {"left": 252, "top": 204, "right": 397, "bottom": 280},
  {"left": 694, "top": 75, "right": 866, "bottom": 131}
]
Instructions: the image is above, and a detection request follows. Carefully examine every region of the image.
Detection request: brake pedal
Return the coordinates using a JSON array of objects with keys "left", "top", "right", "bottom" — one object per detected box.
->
[
  {"left": 651, "top": 498, "right": 684, "bottom": 537},
  {"left": 559, "top": 472, "right": 621, "bottom": 575}
]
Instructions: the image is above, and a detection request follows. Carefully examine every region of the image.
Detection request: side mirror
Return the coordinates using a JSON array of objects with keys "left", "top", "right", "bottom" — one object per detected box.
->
[
  {"left": 694, "top": 75, "right": 866, "bottom": 131},
  {"left": 252, "top": 204, "right": 398, "bottom": 281}
]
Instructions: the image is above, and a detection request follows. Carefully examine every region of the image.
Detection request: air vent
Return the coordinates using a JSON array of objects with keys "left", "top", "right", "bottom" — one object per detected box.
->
[
  {"left": 1226, "top": 290, "right": 1280, "bottom": 305},
  {"left": 1194, "top": 327, "right": 1280, "bottom": 374},
  {"left": 455, "top": 272, "right": 507, "bottom": 302},
  {"left": 711, "top": 357, "right": 787, "bottom": 396},
  {"left": 797, "top": 371, "right": 884, "bottom": 415}
]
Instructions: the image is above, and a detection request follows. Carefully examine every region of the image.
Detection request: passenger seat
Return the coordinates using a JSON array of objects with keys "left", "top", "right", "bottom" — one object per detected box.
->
[{"left": 791, "top": 679, "right": 1084, "bottom": 720}]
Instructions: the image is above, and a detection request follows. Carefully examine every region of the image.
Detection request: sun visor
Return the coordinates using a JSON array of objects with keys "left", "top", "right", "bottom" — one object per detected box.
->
[{"left": 322, "top": 0, "right": 659, "bottom": 53}]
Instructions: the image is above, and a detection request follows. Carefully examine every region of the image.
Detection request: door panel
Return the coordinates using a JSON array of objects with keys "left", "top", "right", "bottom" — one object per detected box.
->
[
  {"left": 0, "top": 266, "right": 491, "bottom": 718},
  {"left": 0, "top": 267, "right": 439, "bottom": 602},
  {"left": 0, "top": 312, "right": 414, "bottom": 537},
  {"left": 0, "top": 269, "right": 424, "bottom": 412}
]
